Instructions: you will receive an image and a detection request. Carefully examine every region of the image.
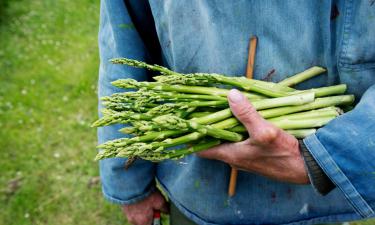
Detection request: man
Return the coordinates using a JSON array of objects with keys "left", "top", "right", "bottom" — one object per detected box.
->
[{"left": 97, "top": 1, "right": 375, "bottom": 224}]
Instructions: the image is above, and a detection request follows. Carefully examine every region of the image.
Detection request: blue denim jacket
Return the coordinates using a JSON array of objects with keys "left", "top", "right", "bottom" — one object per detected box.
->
[{"left": 98, "top": 1, "right": 375, "bottom": 224}]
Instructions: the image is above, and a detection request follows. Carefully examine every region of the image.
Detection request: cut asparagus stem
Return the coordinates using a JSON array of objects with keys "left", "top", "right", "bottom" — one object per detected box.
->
[
  {"left": 270, "top": 116, "right": 336, "bottom": 129},
  {"left": 233, "top": 77, "right": 296, "bottom": 92},
  {"left": 251, "top": 92, "right": 314, "bottom": 110},
  {"left": 187, "top": 112, "right": 213, "bottom": 119},
  {"left": 286, "top": 129, "right": 317, "bottom": 138},
  {"left": 191, "top": 93, "right": 314, "bottom": 124},
  {"left": 268, "top": 107, "right": 339, "bottom": 122},
  {"left": 278, "top": 66, "right": 326, "bottom": 87},
  {"left": 112, "top": 79, "right": 262, "bottom": 100},
  {"left": 184, "top": 101, "right": 228, "bottom": 107},
  {"left": 260, "top": 95, "right": 354, "bottom": 118},
  {"left": 311, "top": 84, "right": 347, "bottom": 97},
  {"left": 154, "top": 73, "right": 289, "bottom": 97},
  {"left": 184, "top": 92, "right": 315, "bottom": 121},
  {"left": 110, "top": 58, "right": 180, "bottom": 75},
  {"left": 229, "top": 126, "right": 316, "bottom": 139},
  {"left": 193, "top": 108, "right": 338, "bottom": 134},
  {"left": 228, "top": 116, "right": 335, "bottom": 132}
]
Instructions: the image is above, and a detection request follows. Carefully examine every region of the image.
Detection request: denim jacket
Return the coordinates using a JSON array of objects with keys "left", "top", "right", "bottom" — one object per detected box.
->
[{"left": 97, "top": 1, "right": 375, "bottom": 224}]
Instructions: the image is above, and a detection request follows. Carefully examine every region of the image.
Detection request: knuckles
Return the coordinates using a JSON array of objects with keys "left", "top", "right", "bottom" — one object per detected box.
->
[
  {"left": 137, "top": 217, "right": 151, "bottom": 225},
  {"left": 252, "top": 126, "right": 279, "bottom": 144},
  {"left": 127, "top": 213, "right": 151, "bottom": 225},
  {"left": 122, "top": 192, "right": 167, "bottom": 225}
]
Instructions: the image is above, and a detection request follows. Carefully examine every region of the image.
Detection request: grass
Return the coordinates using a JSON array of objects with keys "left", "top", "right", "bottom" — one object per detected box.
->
[
  {"left": 0, "top": 0, "right": 126, "bottom": 224},
  {"left": 0, "top": 1, "right": 373, "bottom": 225}
]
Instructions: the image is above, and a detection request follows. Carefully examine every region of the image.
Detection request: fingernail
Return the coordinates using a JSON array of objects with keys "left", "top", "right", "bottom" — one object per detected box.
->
[{"left": 228, "top": 89, "right": 244, "bottom": 103}]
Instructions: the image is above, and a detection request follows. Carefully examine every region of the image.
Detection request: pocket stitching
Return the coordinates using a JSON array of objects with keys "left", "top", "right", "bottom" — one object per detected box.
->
[{"left": 338, "top": 0, "right": 375, "bottom": 70}]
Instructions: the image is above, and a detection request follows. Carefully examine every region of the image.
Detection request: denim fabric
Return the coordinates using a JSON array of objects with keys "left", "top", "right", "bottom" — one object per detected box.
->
[{"left": 98, "top": 0, "right": 375, "bottom": 224}]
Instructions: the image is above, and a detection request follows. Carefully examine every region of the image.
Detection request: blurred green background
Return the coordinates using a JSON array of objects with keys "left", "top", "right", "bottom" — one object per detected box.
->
[
  {"left": 0, "top": 1, "right": 373, "bottom": 225},
  {"left": 0, "top": 0, "right": 127, "bottom": 224}
]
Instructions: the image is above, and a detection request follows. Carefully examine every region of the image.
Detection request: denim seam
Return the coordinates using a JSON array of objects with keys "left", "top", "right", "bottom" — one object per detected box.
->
[
  {"left": 339, "top": 62, "right": 375, "bottom": 71},
  {"left": 338, "top": 0, "right": 353, "bottom": 68},
  {"left": 105, "top": 0, "right": 125, "bottom": 58},
  {"left": 304, "top": 134, "right": 374, "bottom": 218},
  {"left": 102, "top": 185, "right": 156, "bottom": 205}
]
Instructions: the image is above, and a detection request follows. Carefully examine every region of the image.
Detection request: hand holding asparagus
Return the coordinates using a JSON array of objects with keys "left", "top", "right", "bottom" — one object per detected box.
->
[{"left": 198, "top": 89, "right": 309, "bottom": 184}]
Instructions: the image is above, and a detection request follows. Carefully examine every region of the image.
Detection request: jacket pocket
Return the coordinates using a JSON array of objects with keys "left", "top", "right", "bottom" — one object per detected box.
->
[{"left": 338, "top": 0, "right": 375, "bottom": 71}]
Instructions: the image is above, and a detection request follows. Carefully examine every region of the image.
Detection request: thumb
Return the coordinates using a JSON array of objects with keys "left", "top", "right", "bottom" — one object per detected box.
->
[{"left": 227, "top": 89, "right": 266, "bottom": 135}]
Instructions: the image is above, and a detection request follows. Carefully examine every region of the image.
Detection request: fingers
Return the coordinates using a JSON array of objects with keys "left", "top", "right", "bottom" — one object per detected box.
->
[
  {"left": 152, "top": 191, "right": 169, "bottom": 213},
  {"left": 227, "top": 89, "right": 280, "bottom": 144},
  {"left": 122, "top": 191, "right": 168, "bottom": 225},
  {"left": 123, "top": 206, "right": 153, "bottom": 225},
  {"left": 197, "top": 142, "right": 247, "bottom": 164},
  {"left": 227, "top": 89, "right": 265, "bottom": 135}
]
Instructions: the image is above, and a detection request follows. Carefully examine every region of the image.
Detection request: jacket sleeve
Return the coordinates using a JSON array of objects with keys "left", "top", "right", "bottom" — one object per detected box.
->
[
  {"left": 304, "top": 84, "right": 375, "bottom": 218},
  {"left": 97, "top": 0, "right": 156, "bottom": 205}
]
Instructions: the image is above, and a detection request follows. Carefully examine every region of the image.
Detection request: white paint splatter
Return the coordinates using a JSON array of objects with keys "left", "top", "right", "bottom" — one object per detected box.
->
[
  {"left": 299, "top": 203, "right": 309, "bottom": 215},
  {"left": 227, "top": 198, "right": 245, "bottom": 219},
  {"left": 177, "top": 160, "right": 188, "bottom": 165},
  {"left": 351, "top": 130, "right": 359, "bottom": 136}
]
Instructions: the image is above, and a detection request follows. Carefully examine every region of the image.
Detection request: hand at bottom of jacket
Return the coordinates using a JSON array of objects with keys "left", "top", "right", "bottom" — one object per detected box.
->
[{"left": 122, "top": 190, "right": 168, "bottom": 225}]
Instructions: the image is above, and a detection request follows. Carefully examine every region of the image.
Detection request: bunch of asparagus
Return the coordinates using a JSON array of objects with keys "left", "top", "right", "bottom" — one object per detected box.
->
[{"left": 93, "top": 58, "right": 354, "bottom": 162}]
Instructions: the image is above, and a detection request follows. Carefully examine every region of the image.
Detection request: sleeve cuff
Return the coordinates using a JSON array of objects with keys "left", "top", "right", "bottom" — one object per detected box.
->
[
  {"left": 303, "top": 134, "right": 374, "bottom": 218},
  {"left": 299, "top": 140, "right": 335, "bottom": 195},
  {"left": 102, "top": 185, "right": 156, "bottom": 205}
]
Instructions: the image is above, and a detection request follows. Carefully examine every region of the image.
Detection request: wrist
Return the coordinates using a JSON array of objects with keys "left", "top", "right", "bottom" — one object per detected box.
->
[
  {"left": 294, "top": 139, "right": 310, "bottom": 184},
  {"left": 299, "top": 140, "right": 335, "bottom": 195}
]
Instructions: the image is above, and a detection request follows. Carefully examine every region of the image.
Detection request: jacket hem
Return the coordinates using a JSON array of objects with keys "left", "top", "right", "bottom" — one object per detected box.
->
[
  {"left": 156, "top": 178, "right": 365, "bottom": 225},
  {"left": 304, "top": 134, "right": 374, "bottom": 218},
  {"left": 102, "top": 185, "right": 156, "bottom": 205}
]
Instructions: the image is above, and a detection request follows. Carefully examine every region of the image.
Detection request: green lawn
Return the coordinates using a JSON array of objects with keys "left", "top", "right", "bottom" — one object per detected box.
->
[
  {"left": 0, "top": 1, "right": 373, "bottom": 225},
  {"left": 0, "top": 1, "right": 126, "bottom": 224}
]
